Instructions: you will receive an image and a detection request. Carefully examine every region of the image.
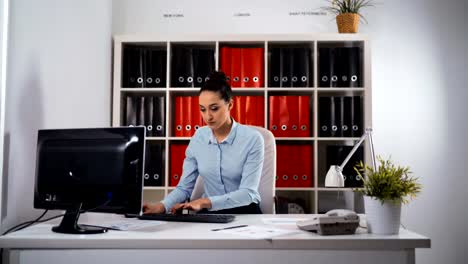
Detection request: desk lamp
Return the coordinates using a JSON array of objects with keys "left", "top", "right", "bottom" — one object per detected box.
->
[{"left": 325, "top": 127, "right": 377, "bottom": 187}]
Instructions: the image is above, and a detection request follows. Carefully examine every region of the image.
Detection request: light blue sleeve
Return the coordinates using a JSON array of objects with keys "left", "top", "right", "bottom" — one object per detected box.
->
[
  {"left": 161, "top": 141, "right": 199, "bottom": 213},
  {"left": 208, "top": 133, "right": 264, "bottom": 211}
]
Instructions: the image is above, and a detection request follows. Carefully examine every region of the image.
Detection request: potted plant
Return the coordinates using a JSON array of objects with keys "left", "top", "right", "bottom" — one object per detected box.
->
[
  {"left": 354, "top": 156, "right": 422, "bottom": 234},
  {"left": 321, "top": 0, "right": 375, "bottom": 33}
]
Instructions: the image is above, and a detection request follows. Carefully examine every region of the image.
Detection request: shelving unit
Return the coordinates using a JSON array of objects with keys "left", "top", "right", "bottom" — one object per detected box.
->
[{"left": 112, "top": 34, "right": 372, "bottom": 214}]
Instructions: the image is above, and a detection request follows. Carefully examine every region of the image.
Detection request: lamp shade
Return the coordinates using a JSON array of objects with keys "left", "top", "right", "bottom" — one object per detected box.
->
[{"left": 324, "top": 165, "right": 345, "bottom": 187}]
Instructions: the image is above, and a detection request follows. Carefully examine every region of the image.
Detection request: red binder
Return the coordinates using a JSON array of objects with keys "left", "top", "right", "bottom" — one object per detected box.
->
[
  {"left": 298, "top": 95, "right": 311, "bottom": 137},
  {"left": 299, "top": 145, "right": 313, "bottom": 187},
  {"left": 287, "top": 96, "right": 299, "bottom": 137},
  {"left": 192, "top": 96, "right": 203, "bottom": 132},
  {"left": 255, "top": 96, "right": 264, "bottom": 127},
  {"left": 269, "top": 96, "right": 279, "bottom": 136},
  {"left": 276, "top": 144, "right": 286, "bottom": 187},
  {"left": 170, "top": 143, "right": 188, "bottom": 186},
  {"left": 278, "top": 96, "right": 290, "bottom": 137},
  {"left": 241, "top": 48, "right": 264, "bottom": 88},
  {"left": 174, "top": 96, "right": 184, "bottom": 137},
  {"left": 183, "top": 96, "right": 192, "bottom": 137},
  {"left": 220, "top": 47, "right": 232, "bottom": 85},
  {"left": 230, "top": 48, "right": 242, "bottom": 88},
  {"left": 245, "top": 96, "right": 255, "bottom": 125}
]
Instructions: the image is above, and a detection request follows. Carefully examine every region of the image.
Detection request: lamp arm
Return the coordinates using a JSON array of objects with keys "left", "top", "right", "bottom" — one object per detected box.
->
[
  {"left": 339, "top": 127, "right": 377, "bottom": 170},
  {"left": 367, "top": 128, "right": 377, "bottom": 169},
  {"left": 338, "top": 132, "right": 368, "bottom": 169}
]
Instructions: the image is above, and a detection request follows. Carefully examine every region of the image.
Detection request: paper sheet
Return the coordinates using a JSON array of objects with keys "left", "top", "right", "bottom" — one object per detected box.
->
[
  {"left": 88, "top": 220, "right": 166, "bottom": 231},
  {"left": 262, "top": 218, "right": 307, "bottom": 225},
  {"left": 217, "top": 225, "right": 298, "bottom": 239}
]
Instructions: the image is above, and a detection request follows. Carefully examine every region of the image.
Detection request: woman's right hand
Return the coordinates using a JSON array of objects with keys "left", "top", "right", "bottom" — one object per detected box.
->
[
  {"left": 170, "top": 203, "right": 187, "bottom": 214},
  {"left": 142, "top": 202, "right": 166, "bottom": 214}
]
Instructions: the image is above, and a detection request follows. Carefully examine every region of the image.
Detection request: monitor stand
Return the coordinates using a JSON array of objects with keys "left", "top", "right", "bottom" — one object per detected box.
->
[{"left": 52, "top": 203, "right": 108, "bottom": 234}]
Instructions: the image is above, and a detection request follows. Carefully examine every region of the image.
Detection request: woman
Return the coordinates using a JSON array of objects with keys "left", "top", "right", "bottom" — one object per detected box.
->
[{"left": 143, "top": 71, "right": 264, "bottom": 214}]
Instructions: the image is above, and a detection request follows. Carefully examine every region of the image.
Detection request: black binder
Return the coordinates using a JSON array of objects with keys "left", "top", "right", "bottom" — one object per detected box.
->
[
  {"left": 292, "top": 47, "right": 312, "bottom": 88},
  {"left": 122, "top": 46, "right": 145, "bottom": 88},
  {"left": 319, "top": 96, "right": 331, "bottom": 137},
  {"left": 146, "top": 48, "right": 167, "bottom": 88},
  {"left": 326, "top": 145, "right": 364, "bottom": 187},
  {"left": 337, "top": 48, "right": 350, "bottom": 88},
  {"left": 342, "top": 96, "right": 352, "bottom": 137},
  {"left": 137, "top": 96, "right": 146, "bottom": 128},
  {"left": 193, "top": 48, "right": 215, "bottom": 87},
  {"left": 348, "top": 47, "right": 362, "bottom": 87},
  {"left": 144, "top": 96, "right": 154, "bottom": 137},
  {"left": 319, "top": 47, "right": 337, "bottom": 87},
  {"left": 144, "top": 142, "right": 164, "bottom": 186},
  {"left": 280, "top": 48, "right": 293, "bottom": 87},
  {"left": 125, "top": 95, "right": 137, "bottom": 126},
  {"left": 269, "top": 47, "right": 281, "bottom": 87},
  {"left": 331, "top": 96, "right": 340, "bottom": 137},
  {"left": 351, "top": 96, "right": 363, "bottom": 137},
  {"left": 171, "top": 46, "right": 194, "bottom": 87},
  {"left": 153, "top": 96, "right": 165, "bottom": 137}
]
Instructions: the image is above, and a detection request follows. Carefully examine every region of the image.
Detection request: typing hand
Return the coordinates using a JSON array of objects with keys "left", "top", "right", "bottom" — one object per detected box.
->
[
  {"left": 170, "top": 203, "right": 187, "bottom": 214},
  {"left": 182, "top": 198, "right": 212, "bottom": 212},
  {"left": 143, "top": 202, "right": 165, "bottom": 214}
]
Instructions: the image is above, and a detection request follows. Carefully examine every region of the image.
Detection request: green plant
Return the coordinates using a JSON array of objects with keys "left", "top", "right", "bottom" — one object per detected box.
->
[
  {"left": 354, "top": 156, "right": 422, "bottom": 204},
  {"left": 322, "top": 0, "right": 375, "bottom": 23}
]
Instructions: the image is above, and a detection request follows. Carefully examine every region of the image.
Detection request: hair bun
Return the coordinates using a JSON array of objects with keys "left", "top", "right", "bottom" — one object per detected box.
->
[{"left": 208, "top": 71, "right": 227, "bottom": 83}]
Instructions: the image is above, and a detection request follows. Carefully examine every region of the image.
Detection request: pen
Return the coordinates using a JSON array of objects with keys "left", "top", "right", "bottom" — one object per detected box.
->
[{"left": 211, "top": 225, "right": 248, "bottom": 231}]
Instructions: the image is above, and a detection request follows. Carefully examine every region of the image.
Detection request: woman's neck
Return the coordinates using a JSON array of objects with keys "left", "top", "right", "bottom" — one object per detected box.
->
[{"left": 213, "top": 117, "right": 233, "bottom": 143}]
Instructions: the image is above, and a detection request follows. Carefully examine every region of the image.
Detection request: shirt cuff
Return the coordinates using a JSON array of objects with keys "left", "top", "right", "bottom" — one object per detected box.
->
[{"left": 207, "top": 196, "right": 225, "bottom": 211}]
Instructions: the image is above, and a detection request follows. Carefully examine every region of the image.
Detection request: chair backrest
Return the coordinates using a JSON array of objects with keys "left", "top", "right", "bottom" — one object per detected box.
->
[{"left": 190, "top": 125, "right": 276, "bottom": 213}]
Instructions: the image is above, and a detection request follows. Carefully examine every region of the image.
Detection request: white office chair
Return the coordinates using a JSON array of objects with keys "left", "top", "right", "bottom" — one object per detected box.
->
[{"left": 190, "top": 125, "right": 276, "bottom": 213}]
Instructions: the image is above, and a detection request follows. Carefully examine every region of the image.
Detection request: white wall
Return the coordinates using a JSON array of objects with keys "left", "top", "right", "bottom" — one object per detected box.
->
[
  {"left": 2, "top": 0, "right": 112, "bottom": 228},
  {"left": 112, "top": 0, "right": 468, "bottom": 263},
  {"left": 2, "top": 0, "right": 467, "bottom": 263}
]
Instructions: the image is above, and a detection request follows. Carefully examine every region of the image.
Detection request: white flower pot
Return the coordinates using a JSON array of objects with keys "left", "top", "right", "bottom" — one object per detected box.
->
[{"left": 364, "top": 196, "right": 402, "bottom": 235}]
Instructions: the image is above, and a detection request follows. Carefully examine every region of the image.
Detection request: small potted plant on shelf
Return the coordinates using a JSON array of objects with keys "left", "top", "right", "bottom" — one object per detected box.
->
[
  {"left": 354, "top": 156, "right": 422, "bottom": 234},
  {"left": 321, "top": 0, "right": 376, "bottom": 33}
]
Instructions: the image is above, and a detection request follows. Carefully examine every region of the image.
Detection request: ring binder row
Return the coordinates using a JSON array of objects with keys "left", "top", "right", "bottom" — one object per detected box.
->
[
  {"left": 276, "top": 144, "right": 313, "bottom": 188},
  {"left": 171, "top": 46, "right": 215, "bottom": 88},
  {"left": 123, "top": 95, "right": 165, "bottom": 137},
  {"left": 122, "top": 45, "right": 167, "bottom": 88},
  {"left": 268, "top": 95, "right": 312, "bottom": 137},
  {"left": 268, "top": 47, "right": 313, "bottom": 88},
  {"left": 318, "top": 96, "right": 363, "bottom": 138},
  {"left": 122, "top": 44, "right": 363, "bottom": 89},
  {"left": 318, "top": 47, "right": 363, "bottom": 88}
]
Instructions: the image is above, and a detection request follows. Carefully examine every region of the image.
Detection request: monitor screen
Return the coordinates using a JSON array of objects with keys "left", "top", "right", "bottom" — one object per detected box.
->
[{"left": 34, "top": 127, "right": 145, "bottom": 234}]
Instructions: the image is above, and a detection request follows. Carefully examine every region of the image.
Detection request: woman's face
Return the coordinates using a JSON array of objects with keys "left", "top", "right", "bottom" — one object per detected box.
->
[{"left": 199, "top": 91, "right": 232, "bottom": 130}]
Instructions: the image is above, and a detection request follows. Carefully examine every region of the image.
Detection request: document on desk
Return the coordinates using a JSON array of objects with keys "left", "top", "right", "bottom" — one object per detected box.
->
[
  {"left": 217, "top": 225, "right": 298, "bottom": 239},
  {"left": 262, "top": 218, "right": 307, "bottom": 225},
  {"left": 95, "top": 220, "right": 166, "bottom": 231}
]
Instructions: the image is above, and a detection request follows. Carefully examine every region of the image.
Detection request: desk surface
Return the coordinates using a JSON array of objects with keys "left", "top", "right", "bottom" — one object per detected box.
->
[{"left": 0, "top": 214, "right": 430, "bottom": 250}]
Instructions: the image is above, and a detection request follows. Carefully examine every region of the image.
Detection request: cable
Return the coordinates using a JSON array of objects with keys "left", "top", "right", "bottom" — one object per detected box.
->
[{"left": 2, "top": 199, "right": 112, "bottom": 236}]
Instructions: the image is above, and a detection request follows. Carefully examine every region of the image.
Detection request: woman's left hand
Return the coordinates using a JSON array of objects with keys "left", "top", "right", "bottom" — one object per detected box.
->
[{"left": 183, "top": 198, "right": 212, "bottom": 212}]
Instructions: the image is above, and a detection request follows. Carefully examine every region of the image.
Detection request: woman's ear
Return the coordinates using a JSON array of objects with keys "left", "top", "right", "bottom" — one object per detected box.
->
[{"left": 228, "top": 99, "right": 234, "bottom": 111}]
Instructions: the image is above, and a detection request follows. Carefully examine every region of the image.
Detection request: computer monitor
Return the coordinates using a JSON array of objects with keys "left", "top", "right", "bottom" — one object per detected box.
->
[{"left": 34, "top": 127, "right": 145, "bottom": 234}]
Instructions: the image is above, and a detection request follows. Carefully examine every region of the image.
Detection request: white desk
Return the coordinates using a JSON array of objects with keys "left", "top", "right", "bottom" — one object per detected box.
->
[{"left": 0, "top": 214, "right": 430, "bottom": 264}]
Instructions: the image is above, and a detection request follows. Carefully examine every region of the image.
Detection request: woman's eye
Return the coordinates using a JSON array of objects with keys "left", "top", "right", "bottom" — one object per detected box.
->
[
  {"left": 210, "top": 107, "right": 219, "bottom": 111},
  {"left": 200, "top": 108, "right": 206, "bottom": 112}
]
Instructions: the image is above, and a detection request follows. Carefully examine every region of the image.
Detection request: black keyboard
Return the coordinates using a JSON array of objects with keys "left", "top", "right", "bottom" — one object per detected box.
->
[{"left": 138, "top": 213, "right": 235, "bottom": 223}]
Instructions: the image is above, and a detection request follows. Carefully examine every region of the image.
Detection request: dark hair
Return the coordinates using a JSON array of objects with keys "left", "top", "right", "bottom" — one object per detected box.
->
[{"left": 199, "top": 71, "right": 232, "bottom": 103}]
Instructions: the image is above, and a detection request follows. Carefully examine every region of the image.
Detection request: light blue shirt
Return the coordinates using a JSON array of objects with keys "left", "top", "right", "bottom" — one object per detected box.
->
[{"left": 161, "top": 120, "right": 264, "bottom": 212}]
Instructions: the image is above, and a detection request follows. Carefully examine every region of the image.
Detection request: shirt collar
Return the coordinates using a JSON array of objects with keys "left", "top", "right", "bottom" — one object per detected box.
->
[{"left": 208, "top": 118, "right": 238, "bottom": 145}]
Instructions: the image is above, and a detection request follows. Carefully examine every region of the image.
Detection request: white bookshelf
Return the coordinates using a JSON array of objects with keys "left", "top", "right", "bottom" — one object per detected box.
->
[{"left": 112, "top": 34, "right": 372, "bottom": 214}]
